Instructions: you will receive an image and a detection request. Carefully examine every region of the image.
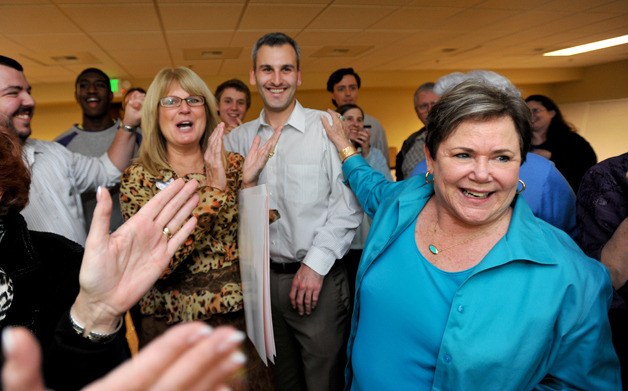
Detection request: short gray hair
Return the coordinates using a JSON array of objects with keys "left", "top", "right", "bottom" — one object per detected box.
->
[{"left": 426, "top": 76, "right": 531, "bottom": 164}]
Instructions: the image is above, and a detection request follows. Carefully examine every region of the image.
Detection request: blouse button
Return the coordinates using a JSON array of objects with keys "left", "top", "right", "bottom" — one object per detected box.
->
[
  {"left": 443, "top": 354, "right": 452, "bottom": 363},
  {"left": 457, "top": 305, "right": 464, "bottom": 313}
]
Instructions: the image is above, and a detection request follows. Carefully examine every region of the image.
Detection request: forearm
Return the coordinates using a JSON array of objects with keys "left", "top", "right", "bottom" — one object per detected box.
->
[
  {"left": 44, "top": 310, "right": 128, "bottom": 390},
  {"left": 600, "top": 217, "right": 628, "bottom": 290},
  {"left": 106, "top": 126, "right": 137, "bottom": 171}
]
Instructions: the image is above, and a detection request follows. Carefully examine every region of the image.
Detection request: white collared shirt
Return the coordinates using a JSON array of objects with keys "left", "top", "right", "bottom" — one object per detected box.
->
[
  {"left": 20, "top": 139, "right": 121, "bottom": 245},
  {"left": 225, "top": 101, "right": 362, "bottom": 275}
]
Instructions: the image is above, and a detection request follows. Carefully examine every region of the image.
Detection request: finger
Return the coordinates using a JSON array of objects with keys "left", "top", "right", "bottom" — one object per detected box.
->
[
  {"left": 153, "top": 179, "right": 200, "bottom": 228},
  {"left": 304, "top": 289, "right": 312, "bottom": 315},
  {"left": 289, "top": 278, "right": 298, "bottom": 309},
  {"left": 85, "top": 186, "right": 113, "bottom": 247},
  {"left": 296, "top": 287, "right": 305, "bottom": 316},
  {"left": 2, "top": 327, "right": 47, "bottom": 391},
  {"left": 167, "top": 215, "right": 198, "bottom": 254},
  {"left": 247, "top": 135, "right": 262, "bottom": 157},
  {"left": 84, "top": 323, "right": 238, "bottom": 390},
  {"left": 164, "top": 190, "right": 200, "bottom": 234},
  {"left": 312, "top": 287, "right": 321, "bottom": 310},
  {"left": 135, "top": 178, "right": 186, "bottom": 220},
  {"left": 151, "top": 326, "right": 246, "bottom": 391}
]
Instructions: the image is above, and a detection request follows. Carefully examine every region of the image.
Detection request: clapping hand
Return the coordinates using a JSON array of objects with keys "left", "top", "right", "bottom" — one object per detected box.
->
[
  {"left": 204, "top": 123, "right": 228, "bottom": 191},
  {"left": 241, "top": 125, "right": 282, "bottom": 189}
]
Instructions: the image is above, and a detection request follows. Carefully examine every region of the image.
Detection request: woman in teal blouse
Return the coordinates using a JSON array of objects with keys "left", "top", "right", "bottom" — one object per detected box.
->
[{"left": 321, "top": 77, "right": 621, "bottom": 390}]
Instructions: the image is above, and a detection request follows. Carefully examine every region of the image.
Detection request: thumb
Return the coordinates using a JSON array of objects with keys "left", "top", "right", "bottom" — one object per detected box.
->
[
  {"left": 2, "top": 328, "right": 47, "bottom": 391},
  {"left": 86, "top": 186, "right": 113, "bottom": 245}
]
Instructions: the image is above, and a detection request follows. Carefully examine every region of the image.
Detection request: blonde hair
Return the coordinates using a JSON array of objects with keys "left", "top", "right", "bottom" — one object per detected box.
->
[{"left": 138, "top": 67, "right": 219, "bottom": 175}]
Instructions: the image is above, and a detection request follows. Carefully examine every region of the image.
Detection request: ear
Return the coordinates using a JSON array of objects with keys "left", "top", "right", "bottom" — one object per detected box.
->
[
  {"left": 296, "top": 68, "right": 302, "bottom": 87},
  {"left": 249, "top": 68, "right": 257, "bottom": 86},
  {"left": 424, "top": 144, "right": 434, "bottom": 172},
  {"left": 548, "top": 110, "right": 556, "bottom": 119},
  {"left": 74, "top": 88, "right": 79, "bottom": 103}
]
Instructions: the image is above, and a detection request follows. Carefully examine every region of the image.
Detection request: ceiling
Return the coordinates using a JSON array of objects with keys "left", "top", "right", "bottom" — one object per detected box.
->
[{"left": 2, "top": 0, "right": 628, "bottom": 87}]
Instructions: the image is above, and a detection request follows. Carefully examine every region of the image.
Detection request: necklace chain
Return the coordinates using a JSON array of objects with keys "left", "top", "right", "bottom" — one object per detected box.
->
[{"left": 427, "top": 219, "right": 488, "bottom": 255}]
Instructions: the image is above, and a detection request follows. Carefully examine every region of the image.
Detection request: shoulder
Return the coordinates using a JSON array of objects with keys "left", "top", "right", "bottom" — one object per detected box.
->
[
  {"left": 54, "top": 126, "right": 80, "bottom": 146},
  {"left": 517, "top": 205, "right": 609, "bottom": 283},
  {"left": 29, "top": 230, "right": 84, "bottom": 269},
  {"left": 363, "top": 113, "right": 382, "bottom": 126}
]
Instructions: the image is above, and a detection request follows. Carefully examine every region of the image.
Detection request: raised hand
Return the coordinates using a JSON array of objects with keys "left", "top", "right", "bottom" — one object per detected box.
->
[
  {"left": 241, "top": 125, "right": 282, "bottom": 189},
  {"left": 204, "top": 123, "right": 228, "bottom": 191},
  {"left": 321, "top": 109, "right": 352, "bottom": 152},
  {"left": 71, "top": 179, "right": 199, "bottom": 334},
  {"left": 121, "top": 89, "right": 144, "bottom": 128}
]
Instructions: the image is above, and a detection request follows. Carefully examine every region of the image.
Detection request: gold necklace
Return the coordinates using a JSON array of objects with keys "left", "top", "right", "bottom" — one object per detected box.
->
[{"left": 427, "top": 219, "right": 489, "bottom": 255}]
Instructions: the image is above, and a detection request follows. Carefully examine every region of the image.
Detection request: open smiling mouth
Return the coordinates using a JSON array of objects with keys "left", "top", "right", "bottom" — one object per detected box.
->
[
  {"left": 462, "top": 189, "right": 491, "bottom": 199},
  {"left": 177, "top": 121, "right": 192, "bottom": 129}
]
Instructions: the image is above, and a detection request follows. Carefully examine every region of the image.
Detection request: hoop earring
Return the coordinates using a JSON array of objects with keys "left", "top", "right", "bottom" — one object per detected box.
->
[
  {"left": 516, "top": 179, "right": 526, "bottom": 195},
  {"left": 425, "top": 171, "right": 434, "bottom": 184}
]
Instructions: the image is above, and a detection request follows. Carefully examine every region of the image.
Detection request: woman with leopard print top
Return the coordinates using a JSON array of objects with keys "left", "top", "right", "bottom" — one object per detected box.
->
[{"left": 120, "top": 67, "right": 279, "bottom": 390}]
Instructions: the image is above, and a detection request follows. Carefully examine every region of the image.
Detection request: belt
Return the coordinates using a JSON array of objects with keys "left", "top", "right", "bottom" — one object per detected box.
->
[{"left": 269, "top": 260, "right": 301, "bottom": 274}]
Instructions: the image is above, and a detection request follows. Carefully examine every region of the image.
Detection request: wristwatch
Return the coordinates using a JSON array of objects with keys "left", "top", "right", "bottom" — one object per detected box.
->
[{"left": 120, "top": 123, "right": 138, "bottom": 133}]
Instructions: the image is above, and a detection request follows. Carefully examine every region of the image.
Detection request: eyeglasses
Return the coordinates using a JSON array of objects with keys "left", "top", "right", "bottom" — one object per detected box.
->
[
  {"left": 417, "top": 102, "right": 437, "bottom": 113},
  {"left": 529, "top": 108, "right": 546, "bottom": 114},
  {"left": 159, "top": 95, "right": 205, "bottom": 108}
]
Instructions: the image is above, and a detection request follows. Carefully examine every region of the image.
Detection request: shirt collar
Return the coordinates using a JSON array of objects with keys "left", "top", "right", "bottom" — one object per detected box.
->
[{"left": 259, "top": 100, "right": 306, "bottom": 134}]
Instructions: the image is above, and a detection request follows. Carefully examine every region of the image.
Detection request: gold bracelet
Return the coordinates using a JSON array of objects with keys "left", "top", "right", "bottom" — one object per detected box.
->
[{"left": 338, "top": 145, "right": 358, "bottom": 162}]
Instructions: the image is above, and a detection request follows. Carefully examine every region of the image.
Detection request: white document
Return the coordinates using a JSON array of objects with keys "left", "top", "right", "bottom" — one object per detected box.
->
[{"left": 238, "top": 184, "right": 276, "bottom": 365}]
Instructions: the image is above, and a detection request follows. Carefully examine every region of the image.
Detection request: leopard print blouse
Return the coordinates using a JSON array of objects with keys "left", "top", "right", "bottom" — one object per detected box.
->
[{"left": 120, "top": 152, "right": 245, "bottom": 324}]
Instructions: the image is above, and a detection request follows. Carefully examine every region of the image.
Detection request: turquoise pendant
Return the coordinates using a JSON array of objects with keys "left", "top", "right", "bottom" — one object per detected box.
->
[{"left": 429, "top": 244, "right": 438, "bottom": 255}]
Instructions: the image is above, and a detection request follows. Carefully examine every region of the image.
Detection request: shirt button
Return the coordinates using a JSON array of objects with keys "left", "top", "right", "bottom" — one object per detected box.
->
[
  {"left": 271, "top": 241, "right": 276, "bottom": 245},
  {"left": 457, "top": 305, "right": 464, "bottom": 313},
  {"left": 443, "top": 354, "right": 452, "bottom": 363}
]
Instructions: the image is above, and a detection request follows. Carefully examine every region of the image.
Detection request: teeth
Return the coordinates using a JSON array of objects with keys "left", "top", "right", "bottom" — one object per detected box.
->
[
  {"left": 177, "top": 122, "right": 192, "bottom": 128},
  {"left": 270, "top": 88, "right": 284, "bottom": 93},
  {"left": 463, "top": 190, "right": 489, "bottom": 199},
  {"left": 87, "top": 98, "right": 98, "bottom": 102}
]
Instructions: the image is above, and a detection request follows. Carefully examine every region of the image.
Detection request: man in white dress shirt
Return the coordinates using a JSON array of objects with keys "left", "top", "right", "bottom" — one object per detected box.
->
[
  {"left": 224, "top": 33, "right": 362, "bottom": 391},
  {"left": 0, "top": 55, "right": 138, "bottom": 244}
]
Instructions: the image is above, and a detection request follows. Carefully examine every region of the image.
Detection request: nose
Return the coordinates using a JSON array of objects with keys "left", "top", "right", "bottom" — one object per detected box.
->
[
  {"left": 178, "top": 100, "right": 192, "bottom": 112},
  {"left": 271, "top": 70, "right": 281, "bottom": 85},
  {"left": 21, "top": 90, "right": 35, "bottom": 107},
  {"left": 470, "top": 158, "right": 490, "bottom": 182}
]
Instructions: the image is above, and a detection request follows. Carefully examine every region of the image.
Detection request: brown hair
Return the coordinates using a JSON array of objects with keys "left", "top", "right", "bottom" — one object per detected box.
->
[{"left": 0, "top": 126, "right": 30, "bottom": 215}]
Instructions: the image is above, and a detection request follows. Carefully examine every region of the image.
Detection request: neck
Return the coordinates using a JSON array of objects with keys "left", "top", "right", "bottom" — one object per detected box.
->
[
  {"left": 531, "top": 126, "right": 548, "bottom": 146},
  {"left": 81, "top": 116, "right": 115, "bottom": 132},
  {"left": 263, "top": 101, "right": 296, "bottom": 131},
  {"left": 167, "top": 145, "right": 204, "bottom": 176}
]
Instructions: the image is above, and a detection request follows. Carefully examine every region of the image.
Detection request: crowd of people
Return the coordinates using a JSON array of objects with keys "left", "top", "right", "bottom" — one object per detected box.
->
[{"left": 0, "top": 29, "right": 625, "bottom": 391}]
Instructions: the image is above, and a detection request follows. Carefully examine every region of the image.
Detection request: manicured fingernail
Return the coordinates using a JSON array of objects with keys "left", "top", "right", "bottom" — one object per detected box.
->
[
  {"left": 96, "top": 186, "right": 102, "bottom": 201},
  {"left": 2, "top": 327, "right": 14, "bottom": 356},
  {"left": 218, "top": 330, "right": 246, "bottom": 352},
  {"left": 188, "top": 324, "right": 213, "bottom": 344},
  {"left": 228, "top": 350, "right": 247, "bottom": 365}
]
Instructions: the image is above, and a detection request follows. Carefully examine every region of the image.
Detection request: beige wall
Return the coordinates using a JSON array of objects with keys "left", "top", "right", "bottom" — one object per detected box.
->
[{"left": 31, "top": 60, "right": 628, "bottom": 162}]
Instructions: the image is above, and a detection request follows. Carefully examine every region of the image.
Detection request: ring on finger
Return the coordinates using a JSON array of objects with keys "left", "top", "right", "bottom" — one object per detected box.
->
[
  {"left": 162, "top": 227, "right": 173, "bottom": 240},
  {"left": 338, "top": 115, "right": 345, "bottom": 121},
  {"left": 268, "top": 150, "right": 275, "bottom": 158}
]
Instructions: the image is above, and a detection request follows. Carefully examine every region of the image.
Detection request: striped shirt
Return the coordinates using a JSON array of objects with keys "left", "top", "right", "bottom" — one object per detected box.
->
[{"left": 20, "top": 139, "right": 121, "bottom": 245}]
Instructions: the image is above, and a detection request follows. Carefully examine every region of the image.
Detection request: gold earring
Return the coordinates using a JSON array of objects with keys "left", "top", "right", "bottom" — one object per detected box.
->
[{"left": 425, "top": 171, "right": 434, "bottom": 184}]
